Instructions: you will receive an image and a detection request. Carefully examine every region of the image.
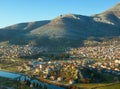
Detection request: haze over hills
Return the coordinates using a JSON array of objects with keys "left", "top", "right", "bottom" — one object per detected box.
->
[{"left": 0, "top": 3, "right": 120, "bottom": 48}]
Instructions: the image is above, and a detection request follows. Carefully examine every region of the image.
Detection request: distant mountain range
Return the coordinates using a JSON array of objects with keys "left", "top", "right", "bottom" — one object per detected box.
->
[{"left": 0, "top": 3, "right": 120, "bottom": 48}]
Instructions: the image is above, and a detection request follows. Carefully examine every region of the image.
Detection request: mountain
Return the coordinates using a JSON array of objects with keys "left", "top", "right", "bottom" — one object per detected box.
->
[
  {"left": 99, "top": 3, "right": 120, "bottom": 18},
  {"left": 93, "top": 2, "right": 120, "bottom": 26},
  {"left": 0, "top": 3, "right": 120, "bottom": 48},
  {"left": 0, "top": 20, "right": 50, "bottom": 45},
  {"left": 4, "top": 20, "right": 50, "bottom": 31}
]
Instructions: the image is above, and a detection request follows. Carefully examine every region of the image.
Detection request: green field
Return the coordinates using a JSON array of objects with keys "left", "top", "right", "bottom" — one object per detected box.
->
[
  {"left": 96, "top": 83, "right": 120, "bottom": 89},
  {"left": 75, "top": 83, "right": 120, "bottom": 89}
]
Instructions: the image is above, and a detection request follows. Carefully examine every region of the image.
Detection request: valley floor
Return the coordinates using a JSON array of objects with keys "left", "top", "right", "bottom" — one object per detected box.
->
[
  {"left": 0, "top": 43, "right": 120, "bottom": 89},
  {"left": 75, "top": 83, "right": 120, "bottom": 89},
  {"left": 0, "top": 76, "right": 120, "bottom": 89}
]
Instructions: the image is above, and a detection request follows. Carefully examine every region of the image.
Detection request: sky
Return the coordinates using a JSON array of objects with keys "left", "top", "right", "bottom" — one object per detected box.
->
[{"left": 0, "top": 0, "right": 120, "bottom": 28}]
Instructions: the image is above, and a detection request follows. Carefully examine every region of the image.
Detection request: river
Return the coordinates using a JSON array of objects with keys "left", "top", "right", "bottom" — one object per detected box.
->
[{"left": 0, "top": 70, "right": 64, "bottom": 89}]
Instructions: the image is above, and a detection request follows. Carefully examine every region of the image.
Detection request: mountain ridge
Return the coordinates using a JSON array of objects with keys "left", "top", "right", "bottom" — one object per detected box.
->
[{"left": 0, "top": 3, "right": 120, "bottom": 47}]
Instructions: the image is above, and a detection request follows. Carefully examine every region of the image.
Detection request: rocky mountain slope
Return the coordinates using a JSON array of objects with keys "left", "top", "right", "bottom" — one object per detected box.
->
[{"left": 0, "top": 3, "right": 120, "bottom": 48}]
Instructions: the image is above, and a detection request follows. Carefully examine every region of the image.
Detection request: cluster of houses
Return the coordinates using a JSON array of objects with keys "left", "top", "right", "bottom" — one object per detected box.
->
[
  {"left": 68, "top": 44, "right": 120, "bottom": 60},
  {"left": 17, "top": 57, "right": 120, "bottom": 84},
  {"left": 0, "top": 42, "right": 120, "bottom": 85},
  {"left": 0, "top": 45, "right": 47, "bottom": 58},
  {"left": 18, "top": 59, "right": 93, "bottom": 84},
  {"left": 68, "top": 44, "right": 120, "bottom": 76},
  {"left": 89, "top": 59, "right": 120, "bottom": 76}
]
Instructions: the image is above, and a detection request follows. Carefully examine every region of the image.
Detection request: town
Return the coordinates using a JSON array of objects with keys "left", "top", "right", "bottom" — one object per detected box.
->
[{"left": 0, "top": 43, "right": 120, "bottom": 88}]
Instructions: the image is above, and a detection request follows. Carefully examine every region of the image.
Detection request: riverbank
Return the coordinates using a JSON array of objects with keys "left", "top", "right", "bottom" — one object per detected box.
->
[
  {"left": 0, "top": 86, "right": 14, "bottom": 89},
  {"left": 0, "top": 58, "right": 120, "bottom": 89},
  {"left": 1, "top": 69, "right": 120, "bottom": 89},
  {"left": 37, "top": 77, "right": 82, "bottom": 89},
  {"left": 37, "top": 77, "right": 120, "bottom": 89},
  {"left": 0, "top": 77, "right": 15, "bottom": 86},
  {"left": 0, "top": 70, "right": 65, "bottom": 89}
]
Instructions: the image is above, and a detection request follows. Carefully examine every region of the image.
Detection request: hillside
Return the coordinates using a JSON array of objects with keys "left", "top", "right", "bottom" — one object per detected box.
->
[{"left": 0, "top": 3, "right": 120, "bottom": 48}]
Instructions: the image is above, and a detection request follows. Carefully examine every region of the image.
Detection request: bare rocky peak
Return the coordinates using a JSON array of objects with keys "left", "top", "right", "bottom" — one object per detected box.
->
[
  {"left": 54, "top": 14, "right": 80, "bottom": 19},
  {"left": 93, "top": 3, "right": 120, "bottom": 25},
  {"left": 100, "top": 2, "right": 120, "bottom": 18},
  {"left": 109, "top": 3, "right": 120, "bottom": 11},
  {"left": 48, "top": 14, "right": 80, "bottom": 25},
  {"left": 0, "top": 3, "right": 120, "bottom": 47},
  {"left": 47, "top": 14, "right": 90, "bottom": 27}
]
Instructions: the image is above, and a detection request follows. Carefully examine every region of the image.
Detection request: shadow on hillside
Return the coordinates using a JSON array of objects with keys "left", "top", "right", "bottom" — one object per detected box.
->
[{"left": 0, "top": 17, "right": 119, "bottom": 48}]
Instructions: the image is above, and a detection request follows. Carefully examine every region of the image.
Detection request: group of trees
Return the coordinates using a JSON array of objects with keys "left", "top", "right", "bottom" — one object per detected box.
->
[{"left": 15, "top": 76, "right": 48, "bottom": 89}]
